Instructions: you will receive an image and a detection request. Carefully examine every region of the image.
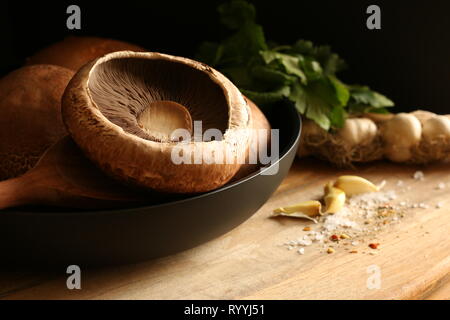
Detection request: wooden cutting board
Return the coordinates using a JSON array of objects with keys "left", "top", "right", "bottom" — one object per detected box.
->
[{"left": 0, "top": 158, "right": 449, "bottom": 300}]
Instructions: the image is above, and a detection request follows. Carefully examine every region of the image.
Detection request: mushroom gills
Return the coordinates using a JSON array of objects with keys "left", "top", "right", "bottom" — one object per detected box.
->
[{"left": 88, "top": 57, "right": 229, "bottom": 142}]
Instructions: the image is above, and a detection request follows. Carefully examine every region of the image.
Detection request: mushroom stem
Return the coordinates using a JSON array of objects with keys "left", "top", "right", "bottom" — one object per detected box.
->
[{"left": 137, "top": 100, "right": 193, "bottom": 142}]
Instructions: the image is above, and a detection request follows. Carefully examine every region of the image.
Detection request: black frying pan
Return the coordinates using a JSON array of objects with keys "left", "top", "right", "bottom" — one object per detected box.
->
[{"left": 0, "top": 102, "right": 301, "bottom": 267}]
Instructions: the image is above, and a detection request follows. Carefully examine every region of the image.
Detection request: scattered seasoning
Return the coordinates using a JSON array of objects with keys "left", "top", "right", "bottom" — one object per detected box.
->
[
  {"left": 282, "top": 189, "right": 399, "bottom": 254},
  {"left": 369, "top": 243, "right": 380, "bottom": 249},
  {"left": 330, "top": 234, "right": 339, "bottom": 242},
  {"left": 280, "top": 173, "right": 446, "bottom": 256}
]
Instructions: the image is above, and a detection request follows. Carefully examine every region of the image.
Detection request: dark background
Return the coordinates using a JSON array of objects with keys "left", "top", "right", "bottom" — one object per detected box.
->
[{"left": 1, "top": 0, "right": 449, "bottom": 114}]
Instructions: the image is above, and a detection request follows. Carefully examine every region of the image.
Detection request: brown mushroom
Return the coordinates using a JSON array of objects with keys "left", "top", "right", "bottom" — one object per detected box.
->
[
  {"left": 231, "top": 97, "right": 271, "bottom": 181},
  {"left": 0, "top": 64, "right": 74, "bottom": 180},
  {"left": 26, "top": 36, "right": 145, "bottom": 71},
  {"left": 62, "top": 51, "right": 251, "bottom": 193}
]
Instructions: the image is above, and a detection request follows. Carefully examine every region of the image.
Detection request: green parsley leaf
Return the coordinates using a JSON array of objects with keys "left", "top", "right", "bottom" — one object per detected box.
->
[
  {"left": 288, "top": 81, "right": 307, "bottom": 114},
  {"left": 304, "top": 93, "right": 332, "bottom": 131},
  {"left": 349, "top": 85, "right": 394, "bottom": 108},
  {"left": 241, "top": 86, "right": 291, "bottom": 105},
  {"left": 251, "top": 65, "right": 296, "bottom": 87},
  {"left": 260, "top": 51, "right": 306, "bottom": 82}
]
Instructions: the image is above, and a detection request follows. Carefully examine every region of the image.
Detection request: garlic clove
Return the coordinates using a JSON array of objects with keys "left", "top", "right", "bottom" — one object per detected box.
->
[
  {"left": 338, "top": 118, "right": 377, "bottom": 147},
  {"left": 411, "top": 110, "right": 436, "bottom": 124},
  {"left": 273, "top": 200, "right": 322, "bottom": 218},
  {"left": 334, "top": 175, "right": 379, "bottom": 196},
  {"left": 381, "top": 113, "right": 422, "bottom": 162},
  {"left": 422, "top": 116, "right": 450, "bottom": 141},
  {"left": 323, "top": 183, "right": 346, "bottom": 214}
]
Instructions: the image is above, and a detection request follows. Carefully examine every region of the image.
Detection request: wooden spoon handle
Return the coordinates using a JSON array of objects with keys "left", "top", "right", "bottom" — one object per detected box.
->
[{"left": 0, "top": 176, "right": 35, "bottom": 210}]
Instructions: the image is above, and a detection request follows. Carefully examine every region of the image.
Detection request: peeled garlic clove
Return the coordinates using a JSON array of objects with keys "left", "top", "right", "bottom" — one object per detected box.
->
[
  {"left": 324, "top": 181, "right": 335, "bottom": 194},
  {"left": 273, "top": 200, "right": 322, "bottom": 218},
  {"left": 323, "top": 184, "right": 346, "bottom": 214},
  {"left": 334, "top": 175, "right": 379, "bottom": 196}
]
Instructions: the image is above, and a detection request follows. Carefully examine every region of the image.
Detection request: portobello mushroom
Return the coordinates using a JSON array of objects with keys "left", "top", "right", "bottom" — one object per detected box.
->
[
  {"left": 62, "top": 51, "right": 252, "bottom": 193},
  {"left": 26, "top": 36, "right": 145, "bottom": 71},
  {"left": 0, "top": 64, "right": 74, "bottom": 180}
]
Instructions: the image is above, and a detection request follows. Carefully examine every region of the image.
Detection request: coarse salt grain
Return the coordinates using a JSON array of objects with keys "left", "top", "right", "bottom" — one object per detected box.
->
[
  {"left": 323, "top": 209, "right": 359, "bottom": 231},
  {"left": 413, "top": 171, "right": 425, "bottom": 181},
  {"left": 298, "top": 248, "right": 305, "bottom": 255},
  {"left": 314, "top": 233, "right": 325, "bottom": 242},
  {"left": 436, "top": 183, "right": 446, "bottom": 190},
  {"left": 296, "top": 235, "right": 313, "bottom": 246}
]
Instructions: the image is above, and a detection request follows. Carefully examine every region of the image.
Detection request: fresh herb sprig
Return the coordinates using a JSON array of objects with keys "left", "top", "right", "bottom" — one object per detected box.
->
[{"left": 196, "top": 0, "right": 394, "bottom": 131}]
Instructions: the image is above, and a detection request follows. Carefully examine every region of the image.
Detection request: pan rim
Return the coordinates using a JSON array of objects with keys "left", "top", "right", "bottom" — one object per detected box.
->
[{"left": 3, "top": 106, "right": 302, "bottom": 217}]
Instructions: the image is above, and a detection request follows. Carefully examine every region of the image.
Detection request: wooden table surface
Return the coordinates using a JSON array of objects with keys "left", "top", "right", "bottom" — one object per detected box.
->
[{"left": 0, "top": 158, "right": 449, "bottom": 300}]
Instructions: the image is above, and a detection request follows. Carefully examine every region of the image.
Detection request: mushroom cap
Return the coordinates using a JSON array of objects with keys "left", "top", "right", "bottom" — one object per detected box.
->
[
  {"left": 26, "top": 36, "right": 145, "bottom": 71},
  {"left": 0, "top": 64, "right": 74, "bottom": 180},
  {"left": 231, "top": 97, "right": 271, "bottom": 181},
  {"left": 62, "top": 51, "right": 251, "bottom": 193}
]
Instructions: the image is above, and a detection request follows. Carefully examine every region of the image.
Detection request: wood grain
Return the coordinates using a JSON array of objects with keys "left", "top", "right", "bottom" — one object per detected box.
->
[
  {"left": 425, "top": 276, "right": 450, "bottom": 300},
  {"left": 0, "top": 158, "right": 449, "bottom": 300}
]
